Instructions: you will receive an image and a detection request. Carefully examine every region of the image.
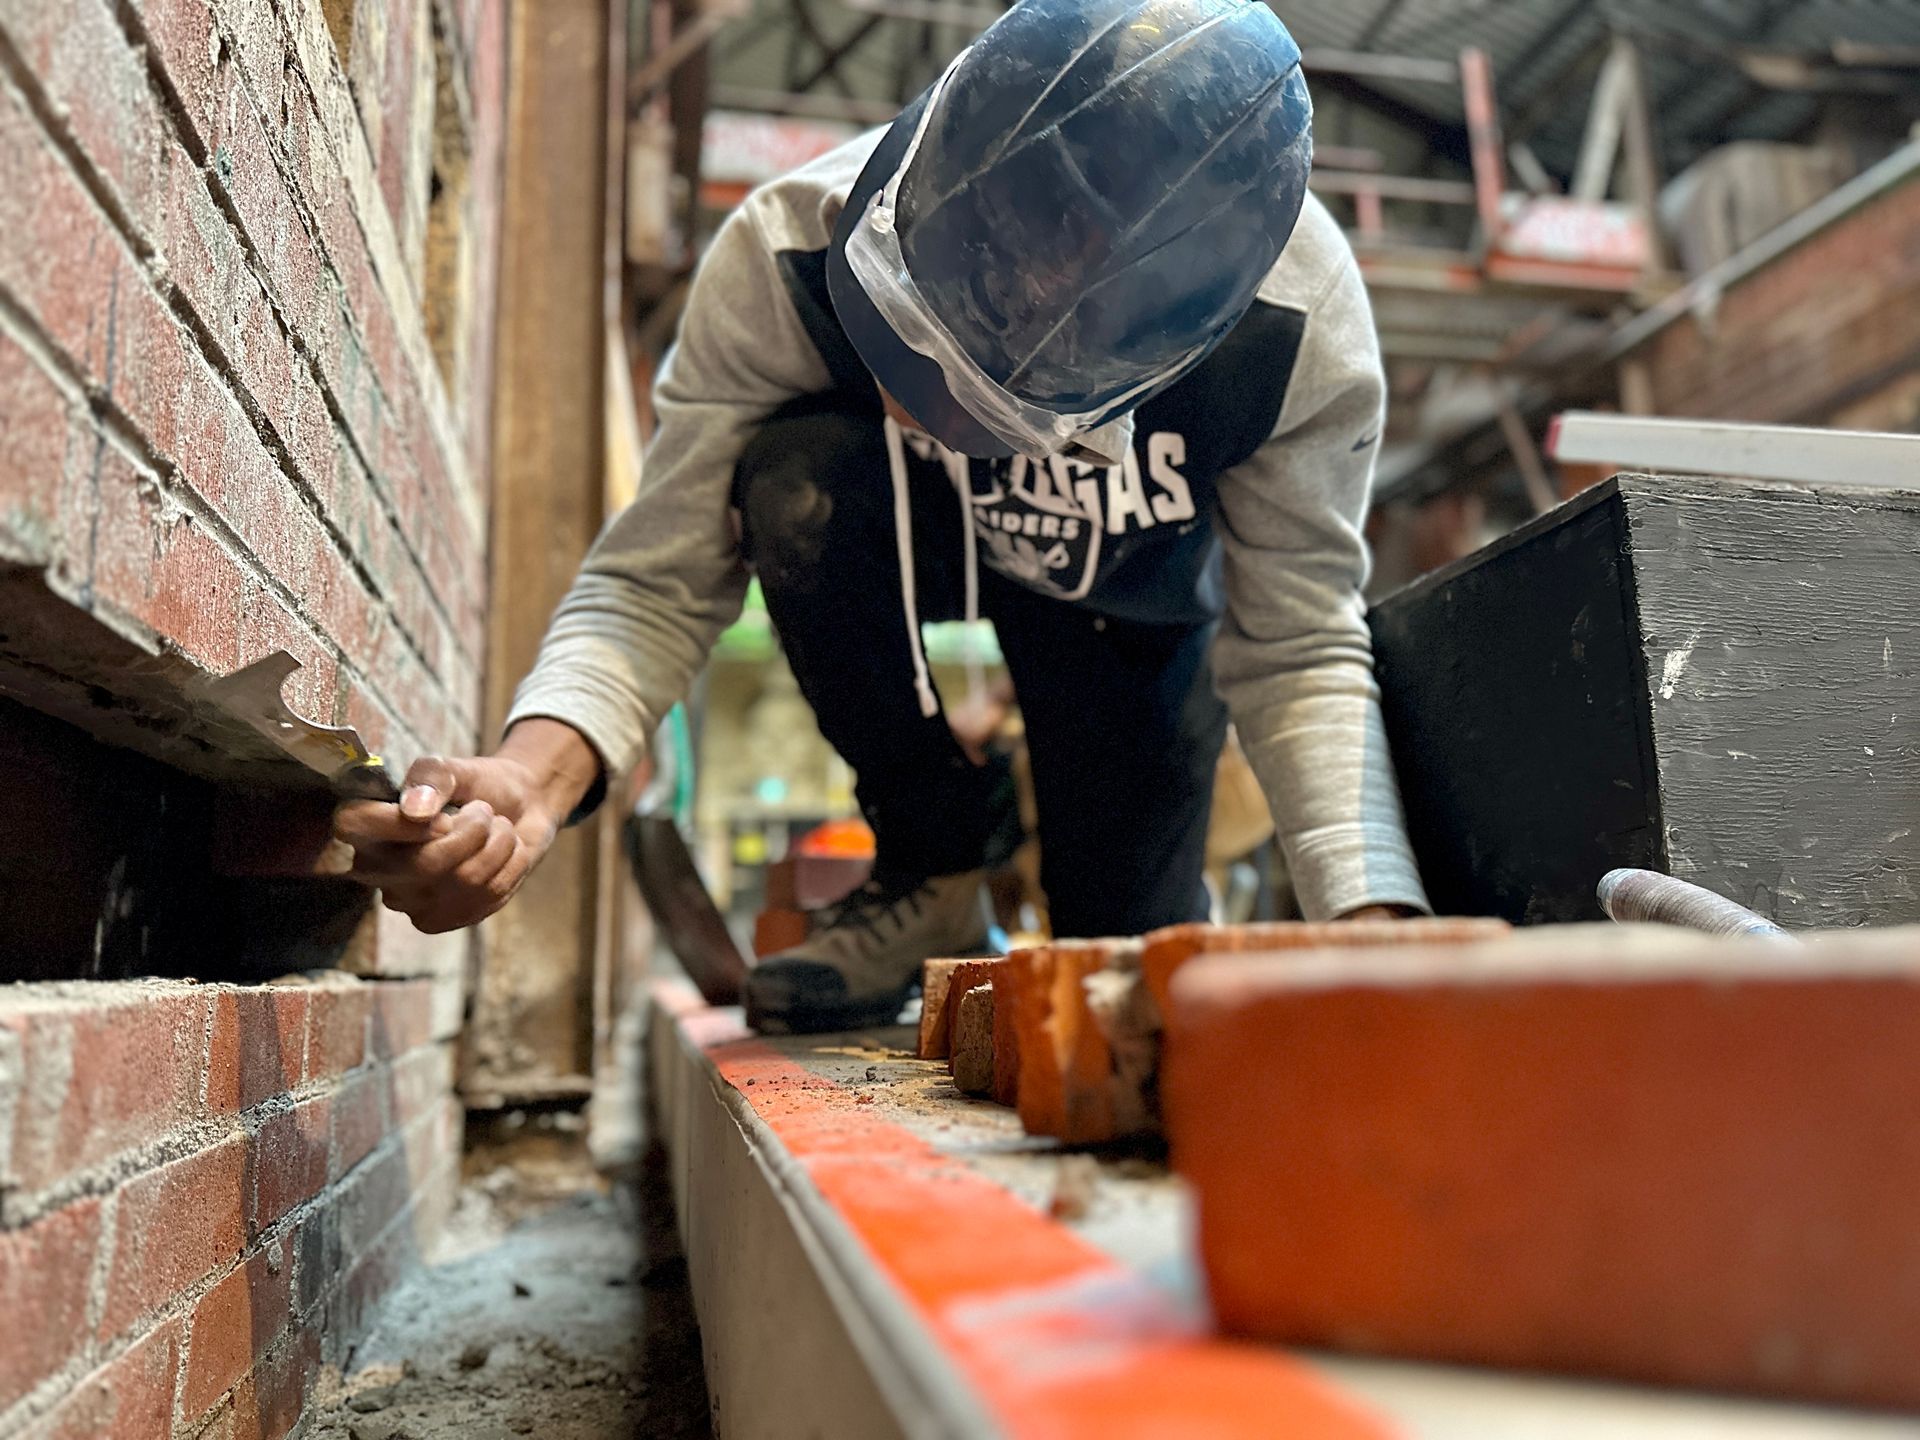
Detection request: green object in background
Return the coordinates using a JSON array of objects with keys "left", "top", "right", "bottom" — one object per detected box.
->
[{"left": 714, "top": 579, "right": 1003, "bottom": 666}]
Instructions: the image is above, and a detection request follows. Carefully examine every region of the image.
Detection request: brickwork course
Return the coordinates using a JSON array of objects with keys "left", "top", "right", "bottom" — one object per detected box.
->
[
  {"left": 0, "top": 0, "right": 508, "bottom": 1432},
  {"left": 1631, "top": 175, "right": 1920, "bottom": 432}
]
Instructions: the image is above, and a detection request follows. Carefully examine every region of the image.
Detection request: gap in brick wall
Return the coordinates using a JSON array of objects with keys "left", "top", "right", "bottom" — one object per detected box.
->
[{"left": 0, "top": 689, "right": 373, "bottom": 984}]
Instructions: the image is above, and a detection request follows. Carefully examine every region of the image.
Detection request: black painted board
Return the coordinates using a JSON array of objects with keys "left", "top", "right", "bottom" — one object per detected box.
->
[
  {"left": 1369, "top": 482, "right": 1664, "bottom": 923},
  {"left": 1621, "top": 476, "right": 1920, "bottom": 927}
]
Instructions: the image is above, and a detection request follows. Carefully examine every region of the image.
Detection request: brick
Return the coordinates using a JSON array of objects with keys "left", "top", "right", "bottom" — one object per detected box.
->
[
  {"left": 22, "top": 1318, "right": 180, "bottom": 1440},
  {"left": 195, "top": 1320, "right": 319, "bottom": 1440},
  {"left": 1139, "top": 919, "right": 1512, "bottom": 1021},
  {"left": 206, "top": 990, "right": 309, "bottom": 1114},
  {"left": 101, "top": 1137, "right": 247, "bottom": 1341},
  {"left": 325, "top": 1218, "right": 413, "bottom": 1363},
  {"left": 1006, "top": 940, "right": 1135, "bottom": 1145},
  {"left": 305, "top": 982, "right": 370, "bottom": 1079},
  {"left": 0, "top": 0, "right": 171, "bottom": 238},
  {"left": 248, "top": 1097, "right": 331, "bottom": 1235},
  {"left": 291, "top": 1200, "right": 341, "bottom": 1317},
  {"left": 917, "top": 959, "right": 967, "bottom": 1060},
  {"left": 0, "top": 1199, "right": 103, "bottom": 1409},
  {"left": 938, "top": 959, "right": 999, "bottom": 1063},
  {"left": 950, "top": 984, "right": 995, "bottom": 1098},
  {"left": 386, "top": 1043, "right": 453, "bottom": 1129},
  {"left": 988, "top": 959, "right": 1021, "bottom": 1107},
  {"left": 367, "top": 981, "right": 433, "bottom": 1060},
  {"left": 1162, "top": 924, "right": 1920, "bottom": 1409},
  {"left": 338, "top": 1142, "right": 411, "bottom": 1260},
  {"left": 0, "top": 328, "right": 76, "bottom": 560},
  {"left": 181, "top": 1236, "right": 294, "bottom": 1422},
  {"left": 328, "top": 1068, "right": 385, "bottom": 1181},
  {"left": 1, "top": 989, "right": 209, "bottom": 1201}
]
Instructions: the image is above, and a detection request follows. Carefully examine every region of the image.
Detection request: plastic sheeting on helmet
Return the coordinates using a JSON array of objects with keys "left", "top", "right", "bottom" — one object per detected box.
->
[{"left": 828, "top": 0, "right": 1313, "bottom": 459}]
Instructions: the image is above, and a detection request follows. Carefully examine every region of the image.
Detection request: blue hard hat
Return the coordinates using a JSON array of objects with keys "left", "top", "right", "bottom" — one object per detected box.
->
[{"left": 828, "top": 0, "right": 1313, "bottom": 458}]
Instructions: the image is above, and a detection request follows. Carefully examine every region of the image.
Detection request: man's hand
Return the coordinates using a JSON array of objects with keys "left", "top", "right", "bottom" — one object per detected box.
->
[{"left": 333, "top": 719, "right": 602, "bottom": 934}]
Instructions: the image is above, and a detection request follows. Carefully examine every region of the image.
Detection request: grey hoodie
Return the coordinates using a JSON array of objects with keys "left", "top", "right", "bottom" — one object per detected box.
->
[{"left": 508, "top": 131, "right": 1430, "bottom": 919}]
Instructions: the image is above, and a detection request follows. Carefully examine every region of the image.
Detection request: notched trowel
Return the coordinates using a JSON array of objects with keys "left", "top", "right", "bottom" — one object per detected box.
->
[{"left": 204, "top": 651, "right": 400, "bottom": 801}]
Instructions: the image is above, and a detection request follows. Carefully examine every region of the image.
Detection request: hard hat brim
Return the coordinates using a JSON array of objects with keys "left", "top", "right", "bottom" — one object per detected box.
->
[{"left": 827, "top": 96, "right": 1018, "bottom": 461}]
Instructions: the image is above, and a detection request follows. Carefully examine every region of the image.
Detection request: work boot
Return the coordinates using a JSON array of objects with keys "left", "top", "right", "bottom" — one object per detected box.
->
[{"left": 745, "top": 870, "right": 991, "bottom": 1034}]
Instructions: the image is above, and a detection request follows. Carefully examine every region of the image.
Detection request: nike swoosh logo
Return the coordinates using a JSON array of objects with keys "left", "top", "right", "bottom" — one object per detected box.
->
[{"left": 1351, "top": 432, "right": 1379, "bottom": 453}]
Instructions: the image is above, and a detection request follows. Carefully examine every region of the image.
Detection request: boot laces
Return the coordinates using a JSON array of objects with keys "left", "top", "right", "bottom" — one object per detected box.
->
[{"left": 817, "top": 878, "right": 930, "bottom": 939}]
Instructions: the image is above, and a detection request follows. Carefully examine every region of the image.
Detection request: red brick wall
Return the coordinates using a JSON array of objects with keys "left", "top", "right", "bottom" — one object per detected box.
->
[
  {"left": 0, "top": 977, "right": 462, "bottom": 1437},
  {"left": 0, "top": 0, "right": 510, "bottom": 1429},
  {"left": 1631, "top": 174, "right": 1920, "bottom": 430}
]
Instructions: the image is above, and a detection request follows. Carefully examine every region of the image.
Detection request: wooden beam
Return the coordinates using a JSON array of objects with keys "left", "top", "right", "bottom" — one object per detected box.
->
[
  {"left": 1309, "top": 71, "right": 1473, "bottom": 170},
  {"left": 473, "top": 0, "right": 613, "bottom": 1106}
]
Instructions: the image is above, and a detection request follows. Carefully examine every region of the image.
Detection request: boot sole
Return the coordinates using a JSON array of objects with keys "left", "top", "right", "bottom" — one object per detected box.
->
[{"left": 744, "top": 981, "right": 918, "bottom": 1036}]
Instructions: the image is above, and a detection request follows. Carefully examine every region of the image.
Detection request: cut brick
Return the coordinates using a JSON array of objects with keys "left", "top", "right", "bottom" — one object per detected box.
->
[
  {"left": 0, "top": 1198, "right": 102, "bottom": 1410},
  {"left": 917, "top": 959, "right": 966, "bottom": 1060},
  {"left": 101, "top": 1135, "right": 248, "bottom": 1341},
  {"left": 950, "top": 984, "right": 995, "bottom": 1098},
  {"left": 1006, "top": 940, "right": 1137, "bottom": 1145},
  {"left": 207, "top": 989, "right": 309, "bottom": 1114},
  {"left": 939, "top": 959, "right": 999, "bottom": 1060},
  {"left": 1162, "top": 923, "right": 1920, "bottom": 1408},
  {"left": 22, "top": 1318, "right": 180, "bottom": 1440}
]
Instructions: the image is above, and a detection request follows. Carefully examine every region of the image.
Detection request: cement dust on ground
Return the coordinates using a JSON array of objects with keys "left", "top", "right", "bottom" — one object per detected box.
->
[{"left": 304, "top": 1135, "right": 710, "bottom": 1440}]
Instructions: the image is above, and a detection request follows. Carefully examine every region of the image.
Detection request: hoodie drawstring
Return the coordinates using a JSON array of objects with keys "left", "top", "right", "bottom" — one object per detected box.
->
[
  {"left": 885, "top": 417, "right": 984, "bottom": 720},
  {"left": 955, "top": 449, "right": 982, "bottom": 703},
  {"left": 884, "top": 416, "right": 940, "bottom": 718}
]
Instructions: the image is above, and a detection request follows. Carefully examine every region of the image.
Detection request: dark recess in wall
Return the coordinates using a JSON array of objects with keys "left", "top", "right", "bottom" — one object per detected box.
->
[{"left": 0, "top": 692, "right": 370, "bottom": 983}]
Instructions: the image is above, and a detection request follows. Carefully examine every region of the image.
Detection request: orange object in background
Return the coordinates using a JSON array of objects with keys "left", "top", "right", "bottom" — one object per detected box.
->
[
  {"left": 1161, "top": 923, "right": 1920, "bottom": 1410},
  {"left": 794, "top": 818, "right": 875, "bottom": 858}
]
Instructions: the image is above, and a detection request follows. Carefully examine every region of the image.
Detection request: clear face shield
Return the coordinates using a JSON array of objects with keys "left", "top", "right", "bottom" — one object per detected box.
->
[{"left": 842, "top": 49, "right": 1205, "bottom": 464}]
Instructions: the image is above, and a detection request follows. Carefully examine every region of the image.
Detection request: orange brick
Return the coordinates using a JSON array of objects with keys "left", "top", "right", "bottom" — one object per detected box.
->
[
  {"left": 1006, "top": 941, "right": 1134, "bottom": 1145},
  {"left": 1140, "top": 918, "right": 1510, "bottom": 1020},
  {"left": 1163, "top": 924, "right": 1920, "bottom": 1408},
  {"left": 181, "top": 1238, "right": 293, "bottom": 1422}
]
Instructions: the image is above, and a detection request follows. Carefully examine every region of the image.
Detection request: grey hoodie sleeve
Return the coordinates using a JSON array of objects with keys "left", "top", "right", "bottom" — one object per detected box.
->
[
  {"left": 505, "top": 201, "right": 833, "bottom": 779},
  {"left": 1211, "top": 252, "right": 1431, "bottom": 920}
]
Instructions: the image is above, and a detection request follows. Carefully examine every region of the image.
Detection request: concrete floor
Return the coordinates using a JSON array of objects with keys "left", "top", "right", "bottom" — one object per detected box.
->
[{"left": 301, "top": 1046, "right": 712, "bottom": 1440}]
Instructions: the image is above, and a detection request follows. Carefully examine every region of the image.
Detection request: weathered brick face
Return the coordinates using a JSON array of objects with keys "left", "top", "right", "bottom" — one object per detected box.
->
[
  {"left": 0, "top": 0, "right": 508, "bottom": 1431},
  {"left": 0, "top": 0, "right": 504, "bottom": 771},
  {"left": 0, "top": 977, "right": 463, "bottom": 1435}
]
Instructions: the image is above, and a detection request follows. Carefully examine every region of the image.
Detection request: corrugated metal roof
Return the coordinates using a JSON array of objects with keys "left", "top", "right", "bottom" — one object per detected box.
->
[{"left": 1276, "top": 0, "right": 1920, "bottom": 177}]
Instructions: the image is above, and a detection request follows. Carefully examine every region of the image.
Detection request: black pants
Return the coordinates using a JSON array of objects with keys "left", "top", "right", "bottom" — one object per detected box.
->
[{"left": 733, "top": 396, "right": 1226, "bottom": 937}]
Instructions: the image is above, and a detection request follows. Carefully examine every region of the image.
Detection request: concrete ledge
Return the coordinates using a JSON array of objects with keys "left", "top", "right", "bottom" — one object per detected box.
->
[{"left": 646, "top": 978, "right": 1920, "bottom": 1440}]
